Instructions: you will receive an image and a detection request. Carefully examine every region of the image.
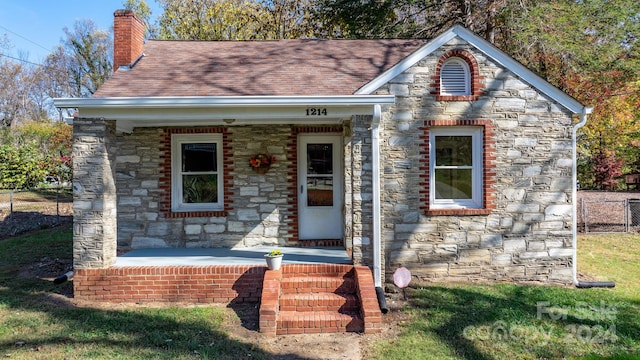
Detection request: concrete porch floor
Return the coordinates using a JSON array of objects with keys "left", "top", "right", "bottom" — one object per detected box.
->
[{"left": 114, "top": 246, "right": 352, "bottom": 267}]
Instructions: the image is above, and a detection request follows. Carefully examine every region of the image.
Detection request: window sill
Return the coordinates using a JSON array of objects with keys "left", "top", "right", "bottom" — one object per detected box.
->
[
  {"left": 435, "top": 95, "right": 480, "bottom": 101},
  {"left": 166, "top": 211, "right": 227, "bottom": 218},
  {"left": 426, "top": 208, "right": 492, "bottom": 216}
]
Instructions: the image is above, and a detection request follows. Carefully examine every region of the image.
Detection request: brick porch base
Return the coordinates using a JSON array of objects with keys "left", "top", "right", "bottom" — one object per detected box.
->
[
  {"left": 74, "top": 264, "right": 382, "bottom": 335},
  {"left": 74, "top": 265, "right": 265, "bottom": 303}
]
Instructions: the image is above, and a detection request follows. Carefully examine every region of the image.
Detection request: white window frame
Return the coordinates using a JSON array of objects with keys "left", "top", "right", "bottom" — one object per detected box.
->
[
  {"left": 171, "top": 133, "right": 224, "bottom": 212},
  {"left": 440, "top": 58, "right": 471, "bottom": 95},
  {"left": 429, "top": 127, "right": 483, "bottom": 209}
]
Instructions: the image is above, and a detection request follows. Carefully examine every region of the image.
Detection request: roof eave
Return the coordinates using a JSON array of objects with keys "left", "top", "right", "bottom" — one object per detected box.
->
[{"left": 53, "top": 95, "right": 396, "bottom": 109}]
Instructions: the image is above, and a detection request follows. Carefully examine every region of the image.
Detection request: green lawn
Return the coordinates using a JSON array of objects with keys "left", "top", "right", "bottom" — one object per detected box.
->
[
  {"left": 1, "top": 228, "right": 638, "bottom": 359},
  {"left": 368, "top": 234, "right": 640, "bottom": 359},
  {"left": 0, "top": 226, "right": 269, "bottom": 360}
]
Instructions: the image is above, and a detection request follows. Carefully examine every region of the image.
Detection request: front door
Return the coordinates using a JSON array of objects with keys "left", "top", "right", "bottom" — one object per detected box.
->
[{"left": 298, "top": 135, "right": 343, "bottom": 240}]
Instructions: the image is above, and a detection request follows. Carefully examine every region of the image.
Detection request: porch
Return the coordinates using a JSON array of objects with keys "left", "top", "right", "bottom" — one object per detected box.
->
[
  {"left": 73, "top": 247, "right": 381, "bottom": 336},
  {"left": 114, "top": 246, "right": 352, "bottom": 267}
]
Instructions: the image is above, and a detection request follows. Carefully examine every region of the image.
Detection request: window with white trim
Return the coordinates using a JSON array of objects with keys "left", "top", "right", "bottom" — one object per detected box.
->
[
  {"left": 440, "top": 58, "right": 471, "bottom": 95},
  {"left": 171, "top": 133, "right": 223, "bottom": 212},
  {"left": 429, "top": 127, "right": 483, "bottom": 209}
]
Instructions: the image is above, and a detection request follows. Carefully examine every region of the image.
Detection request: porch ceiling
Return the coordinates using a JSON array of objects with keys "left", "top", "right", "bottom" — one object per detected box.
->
[{"left": 114, "top": 246, "right": 352, "bottom": 267}]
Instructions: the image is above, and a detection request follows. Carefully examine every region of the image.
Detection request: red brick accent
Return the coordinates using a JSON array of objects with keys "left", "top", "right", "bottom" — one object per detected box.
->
[
  {"left": 419, "top": 119, "right": 496, "bottom": 216},
  {"left": 113, "top": 9, "right": 145, "bottom": 71},
  {"left": 286, "top": 126, "right": 343, "bottom": 244},
  {"left": 430, "top": 49, "right": 484, "bottom": 101},
  {"left": 73, "top": 265, "right": 265, "bottom": 303},
  {"left": 354, "top": 266, "right": 382, "bottom": 333},
  {"left": 159, "top": 127, "right": 232, "bottom": 218},
  {"left": 259, "top": 269, "right": 282, "bottom": 337}
]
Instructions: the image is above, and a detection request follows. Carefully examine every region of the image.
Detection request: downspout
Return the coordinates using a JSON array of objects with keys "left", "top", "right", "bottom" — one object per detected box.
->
[
  {"left": 572, "top": 107, "right": 615, "bottom": 288},
  {"left": 371, "top": 104, "right": 388, "bottom": 313},
  {"left": 371, "top": 104, "right": 382, "bottom": 288}
]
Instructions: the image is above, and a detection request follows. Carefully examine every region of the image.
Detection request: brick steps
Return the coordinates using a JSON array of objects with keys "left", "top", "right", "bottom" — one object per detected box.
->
[
  {"left": 279, "top": 292, "right": 359, "bottom": 312},
  {"left": 280, "top": 276, "right": 355, "bottom": 294},
  {"left": 276, "top": 310, "right": 363, "bottom": 335},
  {"left": 259, "top": 264, "right": 382, "bottom": 336}
]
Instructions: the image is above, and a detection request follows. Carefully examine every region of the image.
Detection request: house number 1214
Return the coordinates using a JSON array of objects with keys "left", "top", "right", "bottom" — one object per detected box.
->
[{"left": 306, "top": 108, "right": 328, "bottom": 116}]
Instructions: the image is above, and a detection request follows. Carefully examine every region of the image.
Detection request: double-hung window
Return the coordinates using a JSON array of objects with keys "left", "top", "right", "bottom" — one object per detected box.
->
[
  {"left": 171, "top": 133, "right": 223, "bottom": 212},
  {"left": 429, "top": 127, "right": 483, "bottom": 209}
]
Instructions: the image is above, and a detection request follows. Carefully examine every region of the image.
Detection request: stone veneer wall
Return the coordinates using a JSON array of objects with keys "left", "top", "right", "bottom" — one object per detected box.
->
[
  {"left": 375, "top": 39, "right": 576, "bottom": 285},
  {"left": 73, "top": 119, "right": 118, "bottom": 269},
  {"left": 346, "top": 115, "right": 375, "bottom": 267},
  {"left": 115, "top": 125, "right": 293, "bottom": 250}
]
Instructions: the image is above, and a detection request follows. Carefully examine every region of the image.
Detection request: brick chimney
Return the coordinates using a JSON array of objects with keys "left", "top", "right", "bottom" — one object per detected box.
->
[{"left": 113, "top": 9, "right": 145, "bottom": 71}]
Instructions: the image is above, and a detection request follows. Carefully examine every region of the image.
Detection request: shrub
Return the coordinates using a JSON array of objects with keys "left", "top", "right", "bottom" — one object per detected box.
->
[{"left": 0, "top": 142, "right": 51, "bottom": 189}]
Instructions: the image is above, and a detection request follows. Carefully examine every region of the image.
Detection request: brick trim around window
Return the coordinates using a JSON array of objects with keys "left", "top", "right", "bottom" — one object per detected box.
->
[
  {"left": 431, "top": 49, "right": 484, "bottom": 101},
  {"left": 159, "top": 127, "right": 232, "bottom": 218},
  {"left": 419, "top": 119, "right": 496, "bottom": 216}
]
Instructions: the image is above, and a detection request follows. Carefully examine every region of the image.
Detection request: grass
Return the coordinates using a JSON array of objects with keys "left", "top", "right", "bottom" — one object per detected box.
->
[
  {"left": 369, "top": 234, "right": 640, "bottom": 359},
  {"left": 578, "top": 233, "right": 640, "bottom": 300},
  {"left": 0, "top": 226, "right": 270, "bottom": 360},
  {"left": 1, "top": 227, "right": 639, "bottom": 359}
]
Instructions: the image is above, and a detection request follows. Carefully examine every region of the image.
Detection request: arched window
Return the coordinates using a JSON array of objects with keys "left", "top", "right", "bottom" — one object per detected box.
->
[
  {"left": 440, "top": 58, "right": 470, "bottom": 96},
  {"left": 431, "top": 49, "right": 483, "bottom": 101}
]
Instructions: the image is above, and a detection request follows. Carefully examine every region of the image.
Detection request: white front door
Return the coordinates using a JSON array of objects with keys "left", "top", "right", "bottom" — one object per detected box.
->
[{"left": 298, "top": 135, "right": 343, "bottom": 240}]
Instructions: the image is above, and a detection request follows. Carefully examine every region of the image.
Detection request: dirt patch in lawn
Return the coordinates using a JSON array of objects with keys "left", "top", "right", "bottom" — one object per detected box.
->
[{"left": 221, "top": 299, "right": 409, "bottom": 360}]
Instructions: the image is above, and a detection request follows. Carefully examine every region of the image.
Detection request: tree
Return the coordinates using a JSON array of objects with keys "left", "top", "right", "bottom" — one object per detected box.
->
[
  {"left": 157, "top": 0, "right": 271, "bottom": 40},
  {"left": 157, "top": 0, "right": 318, "bottom": 40},
  {"left": 509, "top": 0, "right": 640, "bottom": 188},
  {"left": 591, "top": 149, "right": 624, "bottom": 191},
  {"left": 311, "top": 0, "right": 522, "bottom": 40},
  {"left": 63, "top": 19, "right": 112, "bottom": 96},
  {"left": 258, "top": 0, "right": 315, "bottom": 39},
  {"left": 310, "top": 0, "right": 396, "bottom": 38},
  {"left": 0, "top": 60, "right": 26, "bottom": 127}
]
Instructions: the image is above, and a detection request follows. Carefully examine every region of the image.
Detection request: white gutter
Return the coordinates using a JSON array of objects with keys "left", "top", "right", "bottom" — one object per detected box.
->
[
  {"left": 371, "top": 104, "right": 383, "bottom": 288},
  {"left": 571, "top": 107, "right": 614, "bottom": 288},
  {"left": 53, "top": 95, "right": 396, "bottom": 108}
]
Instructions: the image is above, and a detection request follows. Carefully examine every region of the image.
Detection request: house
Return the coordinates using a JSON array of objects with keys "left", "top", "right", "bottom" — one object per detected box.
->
[{"left": 55, "top": 10, "right": 592, "bottom": 334}]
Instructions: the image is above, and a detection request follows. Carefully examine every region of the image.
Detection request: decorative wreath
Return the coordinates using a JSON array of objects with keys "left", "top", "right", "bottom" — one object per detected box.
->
[{"left": 249, "top": 153, "right": 276, "bottom": 169}]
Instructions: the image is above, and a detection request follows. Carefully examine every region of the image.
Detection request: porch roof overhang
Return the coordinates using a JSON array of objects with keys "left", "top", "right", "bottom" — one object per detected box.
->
[{"left": 54, "top": 95, "right": 396, "bottom": 133}]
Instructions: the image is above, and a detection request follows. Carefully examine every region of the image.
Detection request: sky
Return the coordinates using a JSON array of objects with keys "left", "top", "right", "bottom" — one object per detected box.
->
[{"left": 0, "top": 0, "right": 162, "bottom": 64}]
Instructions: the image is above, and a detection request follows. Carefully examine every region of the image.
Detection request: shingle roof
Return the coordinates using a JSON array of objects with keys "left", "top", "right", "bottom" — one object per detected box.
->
[{"left": 93, "top": 39, "right": 427, "bottom": 97}]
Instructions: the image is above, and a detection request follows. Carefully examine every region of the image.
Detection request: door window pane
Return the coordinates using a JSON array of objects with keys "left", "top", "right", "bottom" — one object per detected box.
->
[
  {"left": 307, "top": 144, "right": 333, "bottom": 206},
  {"left": 307, "top": 176, "right": 333, "bottom": 206},
  {"left": 307, "top": 144, "right": 333, "bottom": 174}
]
